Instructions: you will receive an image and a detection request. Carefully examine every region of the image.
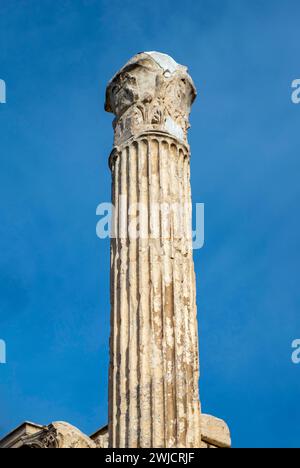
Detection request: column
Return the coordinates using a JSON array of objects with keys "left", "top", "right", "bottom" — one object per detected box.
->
[{"left": 105, "top": 52, "right": 201, "bottom": 448}]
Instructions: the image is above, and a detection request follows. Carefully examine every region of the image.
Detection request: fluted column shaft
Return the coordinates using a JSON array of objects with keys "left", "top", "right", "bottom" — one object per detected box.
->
[
  {"left": 105, "top": 52, "right": 201, "bottom": 448},
  {"left": 109, "top": 134, "right": 201, "bottom": 448}
]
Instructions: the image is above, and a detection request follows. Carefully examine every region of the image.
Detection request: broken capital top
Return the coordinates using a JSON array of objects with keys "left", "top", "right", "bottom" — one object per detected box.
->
[{"left": 105, "top": 51, "right": 197, "bottom": 146}]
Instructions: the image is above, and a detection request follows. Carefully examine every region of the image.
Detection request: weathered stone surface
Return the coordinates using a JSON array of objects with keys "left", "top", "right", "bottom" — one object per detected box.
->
[
  {"left": 0, "top": 422, "right": 44, "bottom": 449},
  {"left": 45, "top": 422, "right": 97, "bottom": 449},
  {"left": 90, "top": 422, "right": 231, "bottom": 449},
  {"left": 0, "top": 419, "right": 231, "bottom": 449},
  {"left": 105, "top": 52, "right": 196, "bottom": 147},
  {"left": 201, "top": 415, "right": 231, "bottom": 448},
  {"left": 24, "top": 422, "right": 96, "bottom": 449},
  {"left": 0, "top": 422, "right": 97, "bottom": 449},
  {"left": 90, "top": 425, "right": 109, "bottom": 448},
  {"left": 107, "top": 52, "right": 202, "bottom": 448}
]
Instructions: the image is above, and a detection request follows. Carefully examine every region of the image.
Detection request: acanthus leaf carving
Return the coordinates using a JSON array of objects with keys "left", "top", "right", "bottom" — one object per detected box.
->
[{"left": 105, "top": 52, "right": 196, "bottom": 146}]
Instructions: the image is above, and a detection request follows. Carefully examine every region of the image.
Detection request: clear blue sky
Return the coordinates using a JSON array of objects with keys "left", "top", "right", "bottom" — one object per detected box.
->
[{"left": 0, "top": 0, "right": 300, "bottom": 448}]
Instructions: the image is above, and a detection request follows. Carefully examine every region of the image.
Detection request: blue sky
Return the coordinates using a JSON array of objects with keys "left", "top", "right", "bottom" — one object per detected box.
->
[{"left": 0, "top": 0, "right": 300, "bottom": 448}]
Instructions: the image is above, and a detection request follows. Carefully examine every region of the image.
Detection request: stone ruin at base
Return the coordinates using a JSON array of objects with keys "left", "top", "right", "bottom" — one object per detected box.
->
[
  {"left": 0, "top": 416, "right": 230, "bottom": 449},
  {"left": 0, "top": 52, "right": 231, "bottom": 449}
]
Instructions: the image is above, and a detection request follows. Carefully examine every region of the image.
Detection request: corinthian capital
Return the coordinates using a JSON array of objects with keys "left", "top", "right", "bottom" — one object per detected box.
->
[{"left": 105, "top": 51, "right": 197, "bottom": 146}]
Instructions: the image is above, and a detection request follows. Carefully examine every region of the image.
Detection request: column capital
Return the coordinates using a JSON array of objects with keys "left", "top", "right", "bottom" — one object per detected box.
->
[{"left": 105, "top": 52, "right": 197, "bottom": 146}]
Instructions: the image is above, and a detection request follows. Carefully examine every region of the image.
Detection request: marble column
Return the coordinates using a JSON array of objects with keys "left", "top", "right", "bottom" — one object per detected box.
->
[{"left": 105, "top": 52, "right": 201, "bottom": 448}]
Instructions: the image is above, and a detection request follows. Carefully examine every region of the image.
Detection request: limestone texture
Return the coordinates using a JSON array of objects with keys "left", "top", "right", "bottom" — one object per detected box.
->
[{"left": 107, "top": 52, "right": 202, "bottom": 448}]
